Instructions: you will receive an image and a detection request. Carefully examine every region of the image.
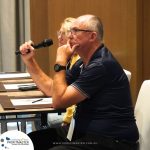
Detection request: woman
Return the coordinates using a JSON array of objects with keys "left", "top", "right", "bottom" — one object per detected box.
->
[{"left": 35, "top": 17, "right": 79, "bottom": 129}]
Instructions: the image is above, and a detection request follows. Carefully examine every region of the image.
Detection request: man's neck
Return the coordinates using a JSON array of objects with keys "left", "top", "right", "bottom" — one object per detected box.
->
[{"left": 80, "top": 42, "right": 102, "bottom": 66}]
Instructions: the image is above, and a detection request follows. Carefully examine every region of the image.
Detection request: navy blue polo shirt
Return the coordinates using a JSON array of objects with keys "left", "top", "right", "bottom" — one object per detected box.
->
[{"left": 66, "top": 44, "right": 139, "bottom": 142}]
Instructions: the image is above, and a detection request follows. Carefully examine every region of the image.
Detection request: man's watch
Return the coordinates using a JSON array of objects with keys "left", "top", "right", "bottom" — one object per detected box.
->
[{"left": 54, "top": 64, "right": 66, "bottom": 72}]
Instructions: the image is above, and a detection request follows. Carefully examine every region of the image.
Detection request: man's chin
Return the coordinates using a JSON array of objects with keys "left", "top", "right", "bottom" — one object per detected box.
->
[{"left": 69, "top": 43, "right": 74, "bottom": 48}]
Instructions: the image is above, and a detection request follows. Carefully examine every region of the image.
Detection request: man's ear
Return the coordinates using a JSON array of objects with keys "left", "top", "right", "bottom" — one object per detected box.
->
[{"left": 89, "top": 32, "right": 97, "bottom": 42}]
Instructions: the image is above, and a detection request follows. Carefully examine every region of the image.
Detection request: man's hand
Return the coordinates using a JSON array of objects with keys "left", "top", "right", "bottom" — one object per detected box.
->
[
  {"left": 56, "top": 40, "right": 79, "bottom": 65},
  {"left": 19, "top": 40, "right": 35, "bottom": 63}
]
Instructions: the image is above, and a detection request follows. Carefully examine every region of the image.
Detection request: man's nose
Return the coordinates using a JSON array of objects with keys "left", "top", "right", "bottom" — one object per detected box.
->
[{"left": 67, "top": 32, "right": 73, "bottom": 39}]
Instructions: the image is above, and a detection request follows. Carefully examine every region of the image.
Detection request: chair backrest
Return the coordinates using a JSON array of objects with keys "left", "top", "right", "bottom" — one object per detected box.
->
[
  {"left": 134, "top": 80, "right": 150, "bottom": 150},
  {"left": 123, "top": 69, "right": 131, "bottom": 82}
]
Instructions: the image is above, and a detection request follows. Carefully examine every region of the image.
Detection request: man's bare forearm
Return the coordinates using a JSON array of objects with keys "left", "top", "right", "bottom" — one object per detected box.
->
[
  {"left": 26, "top": 58, "right": 53, "bottom": 96},
  {"left": 52, "top": 70, "right": 68, "bottom": 108}
]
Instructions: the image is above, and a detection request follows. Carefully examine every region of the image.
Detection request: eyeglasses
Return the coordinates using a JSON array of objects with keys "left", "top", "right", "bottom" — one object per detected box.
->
[
  {"left": 69, "top": 28, "right": 93, "bottom": 35},
  {"left": 57, "top": 31, "right": 66, "bottom": 37}
]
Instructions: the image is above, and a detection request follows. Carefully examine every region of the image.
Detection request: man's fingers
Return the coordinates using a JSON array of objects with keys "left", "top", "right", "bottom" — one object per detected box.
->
[
  {"left": 72, "top": 44, "right": 80, "bottom": 53},
  {"left": 19, "top": 40, "right": 35, "bottom": 55}
]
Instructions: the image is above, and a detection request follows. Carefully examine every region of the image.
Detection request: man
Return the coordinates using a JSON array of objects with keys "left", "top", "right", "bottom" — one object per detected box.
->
[{"left": 20, "top": 14, "right": 139, "bottom": 150}]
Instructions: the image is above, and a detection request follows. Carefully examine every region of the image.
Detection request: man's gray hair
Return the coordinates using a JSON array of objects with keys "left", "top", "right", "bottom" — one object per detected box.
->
[{"left": 86, "top": 15, "right": 104, "bottom": 41}]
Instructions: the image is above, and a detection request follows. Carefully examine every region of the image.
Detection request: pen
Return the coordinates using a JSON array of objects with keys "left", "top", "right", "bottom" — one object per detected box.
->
[{"left": 32, "top": 98, "right": 43, "bottom": 103}]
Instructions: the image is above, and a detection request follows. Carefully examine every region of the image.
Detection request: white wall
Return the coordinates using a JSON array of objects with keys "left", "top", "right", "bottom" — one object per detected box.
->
[{"left": 0, "top": 0, "right": 31, "bottom": 72}]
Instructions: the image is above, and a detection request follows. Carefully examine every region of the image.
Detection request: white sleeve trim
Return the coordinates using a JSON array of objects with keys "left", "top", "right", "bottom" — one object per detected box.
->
[{"left": 71, "top": 83, "right": 90, "bottom": 98}]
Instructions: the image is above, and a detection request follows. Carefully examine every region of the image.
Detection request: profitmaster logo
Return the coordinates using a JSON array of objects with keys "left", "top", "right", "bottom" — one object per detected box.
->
[{"left": 0, "top": 130, "right": 34, "bottom": 150}]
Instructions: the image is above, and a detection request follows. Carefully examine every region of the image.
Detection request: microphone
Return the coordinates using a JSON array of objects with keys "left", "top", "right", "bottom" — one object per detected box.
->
[{"left": 15, "top": 38, "right": 53, "bottom": 55}]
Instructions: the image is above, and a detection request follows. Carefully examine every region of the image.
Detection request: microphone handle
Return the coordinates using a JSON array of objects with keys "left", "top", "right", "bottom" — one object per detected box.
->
[
  {"left": 15, "top": 49, "right": 30, "bottom": 55},
  {"left": 15, "top": 44, "right": 41, "bottom": 55}
]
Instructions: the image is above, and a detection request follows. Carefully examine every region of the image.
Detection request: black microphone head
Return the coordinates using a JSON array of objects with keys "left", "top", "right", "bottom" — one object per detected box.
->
[
  {"left": 42, "top": 38, "right": 53, "bottom": 47},
  {"left": 33, "top": 38, "right": 53, "bottom": 49}
]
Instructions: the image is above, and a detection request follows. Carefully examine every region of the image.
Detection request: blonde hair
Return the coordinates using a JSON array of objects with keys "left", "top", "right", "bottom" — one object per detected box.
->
[{"left": 60, "top": 17, "right": 76, "bottom": 36}]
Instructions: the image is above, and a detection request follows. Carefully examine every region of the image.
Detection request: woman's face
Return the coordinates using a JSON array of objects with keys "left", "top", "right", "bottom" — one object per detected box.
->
[{"left": 57, "top": 28, "right": 68, "bottom": 47}]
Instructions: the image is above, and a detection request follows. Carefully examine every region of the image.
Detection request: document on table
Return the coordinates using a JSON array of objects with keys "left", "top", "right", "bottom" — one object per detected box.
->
[
  {"left": 0, "top": 72, "right": 30, "bottom": 79},
  {"left": 3, "top": 83, "right": 36, "bottom": 90},
  {"left": 10, "top": 97, "right": 52, "bottom": 106}
]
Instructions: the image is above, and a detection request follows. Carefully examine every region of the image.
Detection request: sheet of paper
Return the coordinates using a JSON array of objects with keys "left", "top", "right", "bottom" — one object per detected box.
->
[
  {"left": 67, "top": 118, "right": 75, "bottom": 141},
  {"left": 10, "top": 97, "right": 52, "bottom": 106},
  {"left": 4, "top": 83, "right": 36, "bottom": 90},
  {"left": 0, "top": 72, "right": 30, "bottom": 79}
]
